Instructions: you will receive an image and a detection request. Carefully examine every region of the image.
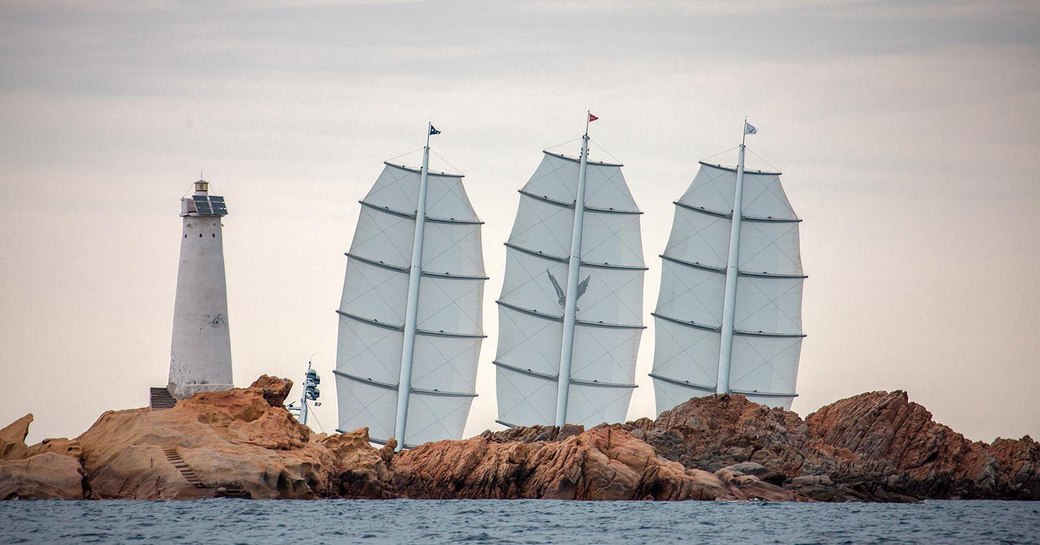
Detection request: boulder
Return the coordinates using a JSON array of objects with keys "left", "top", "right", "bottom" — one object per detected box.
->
[
  {"left": 321, "top": 428, "right": 394, "bottom": 498},
  {"left": 0, "top": 452, "right": 86, "bottom": 500}
]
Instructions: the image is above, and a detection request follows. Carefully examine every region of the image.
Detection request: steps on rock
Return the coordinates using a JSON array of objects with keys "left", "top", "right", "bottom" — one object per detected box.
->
[
  {"left": 150, "top": 387, "right": 177, "bottom": 410},
  {"left": 162, "top": 447, "right": 207, "bottom": 489}
]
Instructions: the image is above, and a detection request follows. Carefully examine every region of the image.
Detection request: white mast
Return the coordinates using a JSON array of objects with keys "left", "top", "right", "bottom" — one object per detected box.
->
[
  {"left": 393, "top": 123, "right": 433, "bottom": 450},
  {"left": 554, "top": 116, "right": 592, "bottom": 427},
  {"left": 716, "top": 121, "right": 748, "bottom": 394}
]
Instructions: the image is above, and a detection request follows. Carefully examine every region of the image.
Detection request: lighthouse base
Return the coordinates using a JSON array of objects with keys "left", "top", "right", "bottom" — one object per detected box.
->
[{"left": 167, "top": 381, "right": 235, "bottom": 400}]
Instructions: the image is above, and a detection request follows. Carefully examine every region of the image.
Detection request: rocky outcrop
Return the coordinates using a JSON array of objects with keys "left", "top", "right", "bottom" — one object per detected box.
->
[
  {"left": 320, "top": 428, "right": 394, "bottom": 499},
  {"left": 392, "top": 426, "right": 794, "bottom": 501},
  {"left": 0, "top": 453, "right": 87, "bottom": 500},
  {"left": 77, "top": 376, "right": 342, "bottom": 499},
  {"left": 0, "top": 413, "right": 86, "bottom": 499},
  {"left": 623, "top": 391, "right": 1040, "bottom": 501},
  {"left": 2, "top": 378, "right": 1036, "bottom": 502},
  {"left": 0, "top": 414, "right": 34, "bottom": 460},
  {"left": 623, "top": 394, "right": 810, "bottom": 476},
  {"left": 989, "top": 435, "right": 1040, "bottom": 499}
]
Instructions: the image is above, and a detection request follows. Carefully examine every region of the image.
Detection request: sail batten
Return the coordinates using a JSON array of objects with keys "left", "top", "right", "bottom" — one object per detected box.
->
[
  {"left": 494, "top": 142, "right": 645, "bottom": 428},
  {"left": 337, "top": 153, "right": 485, "bottom": 448},
  {"left": 652, "top": 145, "right": 805, "bottom": 413}
]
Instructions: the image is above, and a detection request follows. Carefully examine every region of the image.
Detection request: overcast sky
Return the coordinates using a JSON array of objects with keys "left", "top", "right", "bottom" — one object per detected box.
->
[{"left": 1, "top": 0, "right": 1037, "bottom": 444}]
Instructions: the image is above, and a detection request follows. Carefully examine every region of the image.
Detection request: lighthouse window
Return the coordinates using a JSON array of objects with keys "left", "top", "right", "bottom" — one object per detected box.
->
[
  {"left": 212, "top": 234, "right": 215, "bottom": 238},
  {"left": 199, "top": 233, "right": 203, "bottom": 237}
]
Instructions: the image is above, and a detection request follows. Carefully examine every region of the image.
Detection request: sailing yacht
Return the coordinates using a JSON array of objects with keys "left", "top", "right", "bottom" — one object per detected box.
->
[
  {"left": 334, "top": 124, "right": 487, "bottom": 450},
  {"left": 650, "top": 122, "right": 806, "bottom": 411},
  {"left": 493, "top": 114, "right": 647, "bottom": 428}
]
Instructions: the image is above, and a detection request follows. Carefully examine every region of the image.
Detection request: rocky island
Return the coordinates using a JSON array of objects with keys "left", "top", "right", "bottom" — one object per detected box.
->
[{"left": 1, "top": 375, "right": 1036, "bottom": 502}]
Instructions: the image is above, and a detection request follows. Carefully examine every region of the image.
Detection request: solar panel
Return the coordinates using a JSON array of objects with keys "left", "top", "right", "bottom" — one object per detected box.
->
[
  {"left": 190, "top": 194, "right": 227, "bottom": 216},
  {"left": 210, "top": 196, "right": 228, "bottom": 215}
]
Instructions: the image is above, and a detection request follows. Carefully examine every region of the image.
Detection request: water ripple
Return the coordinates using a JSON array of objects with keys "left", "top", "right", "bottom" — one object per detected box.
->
[{"left": 0, "top": 499, "right": 1038, "bottom": 545}]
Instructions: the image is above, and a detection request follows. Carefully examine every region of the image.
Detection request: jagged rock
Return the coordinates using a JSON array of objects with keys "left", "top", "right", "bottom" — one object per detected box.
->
[
  {"left": 621, "top": 394, "right": 809, "bottom": 477},
  {"left": 620, "top": 391, "right": 1039, "bottom": 501},
  {"left": 805, "top": 391, "right": 1001, "bottom": 499},
  {"left": 77, "top": 380, "right": 333, "bottom": 499},
  {"left": 720, "top": 462, "right": 787, "bottom": 486},
  {"left": 392, "top": 426, "right": 743, "bottom": 501},
  {"left": 0, "top": 414, "right": 33, "bottom": 460},
  {"left": 714, "top": 467, "right": 799, "bottom": 501},
  {"left": 26, "top": 438, "right": 82, "bottom": 459},
  {"left": 249, "top": 375, "right": 294, "bottom": 407},
  {"left": 0, "top": 414, "right": 87, "bottom": 500},
  {"left": 321, "top": 428, "right": 394, "bottom": 498},
  {"left": 989, "top": 435, "right": 1040, "bottom": 499},
  {"left": 0, "top": 453, "right": 86, "bottom": 500},
  {"left": 481, "top": 424, "right": 585, "bottom": 443}
]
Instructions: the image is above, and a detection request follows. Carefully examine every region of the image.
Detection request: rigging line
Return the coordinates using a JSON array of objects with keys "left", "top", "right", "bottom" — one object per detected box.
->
[
  {"left": 308, "top": 405, "right": 326, "bottom": 434},
  {"left": 746, "top": 147, "right": 783, "bottom": 174},
  {"left": 385, "top": 147, "right": 424, "bottom": 164},
  {"left": 544, "top": 137, "right": 583, "bottom": 154},
  {"left": 429, "top": 148, "right": 465, "bottom": 177},
  {"left": 699, "top": 145, "right": 740, "bottom": 163},
  {"left": 588, "top": 140, "right": 623, "bottom": 165}
]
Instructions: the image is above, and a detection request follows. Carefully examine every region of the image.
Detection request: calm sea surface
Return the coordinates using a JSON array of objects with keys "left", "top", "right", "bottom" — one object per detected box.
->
[{"left": 1, "top": 499, "right": 1037, "bottom": 545}]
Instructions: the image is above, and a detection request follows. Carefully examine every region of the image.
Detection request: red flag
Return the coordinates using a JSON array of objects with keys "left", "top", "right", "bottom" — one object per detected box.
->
[{"left": 588, "top": 112, "right": 599, "bottom": 122}]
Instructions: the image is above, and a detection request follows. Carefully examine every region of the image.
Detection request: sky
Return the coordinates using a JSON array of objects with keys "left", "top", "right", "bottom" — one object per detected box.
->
[{"left": 0, "top": 0, "right": 1037, "bottom": 445}]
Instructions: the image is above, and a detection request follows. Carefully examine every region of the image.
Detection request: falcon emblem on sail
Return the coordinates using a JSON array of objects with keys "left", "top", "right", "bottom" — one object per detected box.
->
[{"left": 546, "top": 268, "right": 590, "bottom": 311}]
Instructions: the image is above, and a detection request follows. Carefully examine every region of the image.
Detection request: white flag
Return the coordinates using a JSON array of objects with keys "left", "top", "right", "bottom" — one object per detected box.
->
[{"left": 744, "top": 121, "right": 758, "bottom": 135}]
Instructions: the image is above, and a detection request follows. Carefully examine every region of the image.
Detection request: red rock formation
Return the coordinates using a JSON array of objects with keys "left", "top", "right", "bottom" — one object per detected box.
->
[
  {"left": 0, "top": 414, "right": 86, "bottom": 499},
  {"left": 806, "top": 391, "right": 1018, "bottom": 499},
  {"left": 988, "top": 435, "right": 1040, "bottom": 499},
  {"left": 320, "top": 428, "right": 394, "bottom": 498},
  {"left": 77, "top": 376, "right": 350, "bottom": 499},
  {"left": 2, "top": 377, "right": 1035, "bottom": 502},
  {"left": 627, "top": 390, "right": 1039, "bottom": 501},
  {"left": 0, "top": 414, "right": 34, "bottom": 460},
  {"left": 0, "top": 453, "right": 87, "bottom": 500},
  {"left": 621, "top": 394, "right": 810, "bottom": 477},
  {"left": 391, "top": 426, "right": 793, "bottom": 501}
]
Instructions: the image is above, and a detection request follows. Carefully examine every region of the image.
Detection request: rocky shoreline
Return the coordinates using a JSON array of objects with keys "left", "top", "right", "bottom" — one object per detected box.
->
[{"left": 1, "top": 376, "right": 1036, "bottom": 501}]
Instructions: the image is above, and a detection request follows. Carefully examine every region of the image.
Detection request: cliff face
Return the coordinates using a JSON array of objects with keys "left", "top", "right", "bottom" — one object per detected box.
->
[{"left": 1, "top": 377, "right": 1036, "bottom": 502}]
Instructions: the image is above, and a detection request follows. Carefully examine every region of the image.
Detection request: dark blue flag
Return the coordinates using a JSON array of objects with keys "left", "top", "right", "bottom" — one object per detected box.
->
[{"left": 429, "top": 125, "right": 441, "bottom": 135}]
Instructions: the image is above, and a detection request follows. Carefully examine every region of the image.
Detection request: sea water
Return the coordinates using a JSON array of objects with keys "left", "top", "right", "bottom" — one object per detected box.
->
[{"left": 1, "top": 499, "right": 1037, "bottom": 545}]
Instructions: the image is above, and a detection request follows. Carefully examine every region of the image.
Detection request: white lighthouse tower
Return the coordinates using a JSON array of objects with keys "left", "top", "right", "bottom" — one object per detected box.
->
[{"left": 168, "top": 178, "right": 233, "bottom": 399}]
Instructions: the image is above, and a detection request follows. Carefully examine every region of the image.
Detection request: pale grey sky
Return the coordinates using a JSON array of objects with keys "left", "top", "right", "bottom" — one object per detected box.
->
[{"left": 1, "top": 0, "right": 1037, "bottom": 444}]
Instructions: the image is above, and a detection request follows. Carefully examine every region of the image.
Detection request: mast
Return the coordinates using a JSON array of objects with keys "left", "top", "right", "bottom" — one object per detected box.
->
[
  {"left": 715, "top": 120, "right": 748, "bottom": 394},
  {"left": 554, "top": 116, "right": 592, "bottom": 427},
  {"left": 393, "top": 123, "right": 433, "bottom": 450}
]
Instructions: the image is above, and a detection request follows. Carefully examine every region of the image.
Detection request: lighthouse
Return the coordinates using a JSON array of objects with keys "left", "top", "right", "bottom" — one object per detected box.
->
[{"left": 168, "top": 178, "right": 233, "bottom": 399}]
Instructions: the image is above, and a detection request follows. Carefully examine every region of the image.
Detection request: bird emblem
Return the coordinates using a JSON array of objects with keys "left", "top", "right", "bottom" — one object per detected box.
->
[{"left": 546, "top": 268, "right": 591, "bottom": 311}]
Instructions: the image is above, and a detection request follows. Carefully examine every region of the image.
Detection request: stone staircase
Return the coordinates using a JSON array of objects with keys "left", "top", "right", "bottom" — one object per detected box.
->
[
  {"left": 162, "top": 447, "right": 207, "bottom": 489},
  {"left": 150, "top": 387, "right": 177, "bottom": 410}
]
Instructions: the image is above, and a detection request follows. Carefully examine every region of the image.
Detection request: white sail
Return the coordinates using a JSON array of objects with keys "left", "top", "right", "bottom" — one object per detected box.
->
[
  {"left": 335, "top": 161, "right": 486, "bottom": 448},
  {"left": 494, "top": 150, "right": 646, "bottom": 428},
  {"left": 651, "top": 161, "right": 805, "bottom": 411}
]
